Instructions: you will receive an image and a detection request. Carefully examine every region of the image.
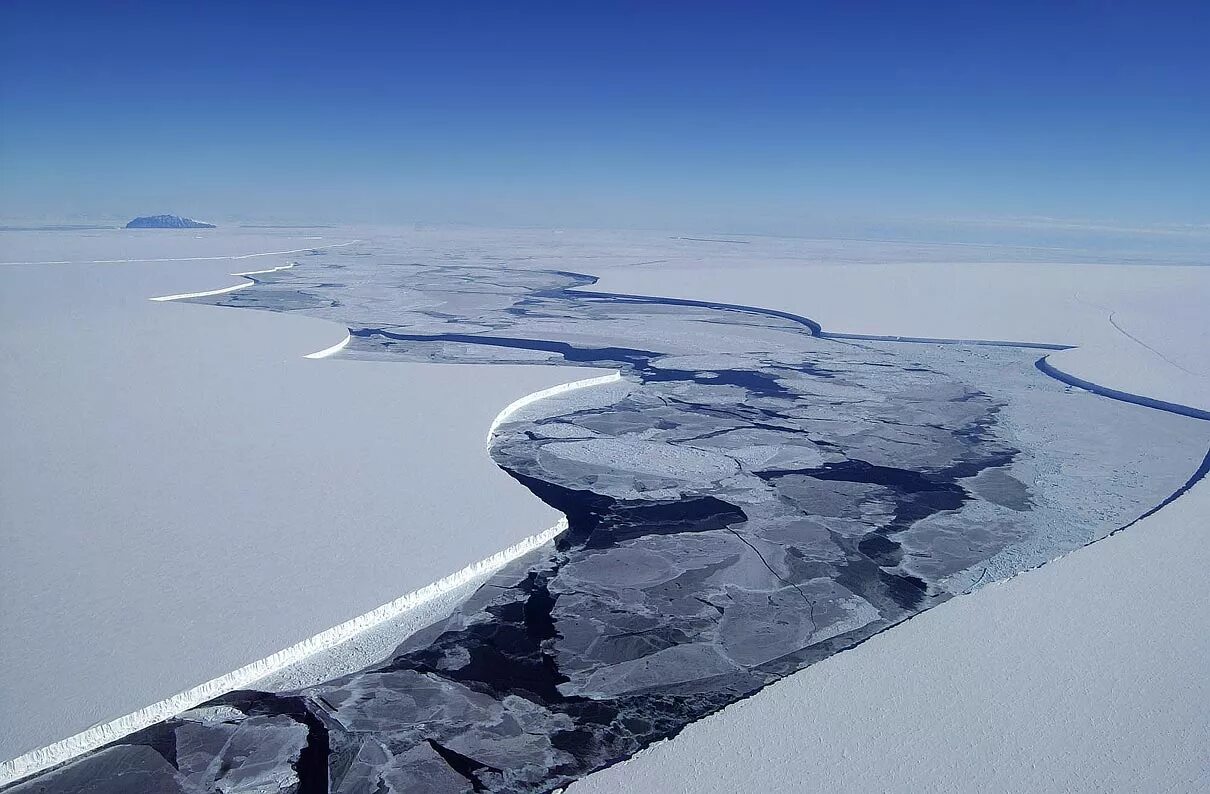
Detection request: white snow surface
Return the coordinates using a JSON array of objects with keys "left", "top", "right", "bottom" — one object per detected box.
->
[
  {"left": 1, "top": 521, "right": 566, "bottom": 785},
  {"left": 3, "top": 226, "right": 1207, "bottom": 790},
  {"left": 0, "top": 228, "right": 607, "bottom": 765},
  {"left": 588, "top": 259, "right": 1210, "bottom": 413}
]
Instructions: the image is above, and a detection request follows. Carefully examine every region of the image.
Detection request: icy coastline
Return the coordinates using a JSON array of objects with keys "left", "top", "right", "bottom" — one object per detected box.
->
[
  {"left": 0, "top": 520, "right": 567, "bottom": 785},
  {"left": 4, "top": 230, "right": 1206, "bottom": 792},
  {"left": 1, "top": 255, "right": 632, "bottom": 784},
  {"left": 0, "top": 230, "right": 596, "bottom": 774},
  {"left": 5, "top": 244, "right": 1205, "bottom": 792}
]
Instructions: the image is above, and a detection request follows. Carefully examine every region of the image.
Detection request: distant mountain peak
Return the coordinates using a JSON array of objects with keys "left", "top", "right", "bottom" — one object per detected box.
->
[{"left": 125, "top": 214, "right": 216, "bottom": 229}]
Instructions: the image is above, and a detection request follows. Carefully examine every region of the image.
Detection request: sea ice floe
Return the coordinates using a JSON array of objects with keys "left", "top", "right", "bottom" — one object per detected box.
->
[{"left": 10, "top": 250, "right": 1207, "bottom": 794}]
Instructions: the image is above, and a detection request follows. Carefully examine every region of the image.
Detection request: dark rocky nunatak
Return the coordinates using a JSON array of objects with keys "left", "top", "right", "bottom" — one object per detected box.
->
[{"left": 124, "top": 215, "right": 216, "bottom": 229}]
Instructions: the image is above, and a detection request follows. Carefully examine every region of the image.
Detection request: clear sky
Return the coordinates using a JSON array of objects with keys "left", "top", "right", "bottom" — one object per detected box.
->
[{"left": 1, "top": 1, "right": 1206, "bottom": 242}]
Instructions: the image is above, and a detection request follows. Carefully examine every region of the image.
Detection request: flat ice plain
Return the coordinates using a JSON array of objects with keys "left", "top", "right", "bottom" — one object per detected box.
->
[
  {"left": 2, "top": 225, "right": 1210, "bottom": 794},
  {"left": 0, "top": 228, "right": 602, "bottom": 763}
]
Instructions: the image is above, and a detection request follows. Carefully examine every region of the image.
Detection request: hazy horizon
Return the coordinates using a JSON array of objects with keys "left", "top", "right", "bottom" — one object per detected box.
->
[{"left": 1, "top": 1, "right": 1207, "bottom": 252}]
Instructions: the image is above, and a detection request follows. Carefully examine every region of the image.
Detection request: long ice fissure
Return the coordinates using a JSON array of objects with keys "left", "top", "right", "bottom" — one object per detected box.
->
[{"left": 6, "top": 246, "right": 1206, "bottom": 793}]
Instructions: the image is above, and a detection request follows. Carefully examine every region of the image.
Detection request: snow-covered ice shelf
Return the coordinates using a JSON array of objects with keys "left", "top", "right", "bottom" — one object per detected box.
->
[{"left": 5, "top": 236, "right": 1206, "bottom": 793}]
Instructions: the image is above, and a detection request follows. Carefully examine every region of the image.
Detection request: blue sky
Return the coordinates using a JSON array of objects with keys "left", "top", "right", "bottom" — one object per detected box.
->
[{"left": 1, "top": 1, "right": 1207, "bottom": 240}]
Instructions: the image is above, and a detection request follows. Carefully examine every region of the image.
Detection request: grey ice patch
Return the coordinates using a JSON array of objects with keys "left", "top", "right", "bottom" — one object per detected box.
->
[{"left": 965, "top": 467, "right": 1033, "bottom": 511}]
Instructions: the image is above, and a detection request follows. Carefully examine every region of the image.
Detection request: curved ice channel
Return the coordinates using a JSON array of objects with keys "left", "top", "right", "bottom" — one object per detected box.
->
[{"left": 7, "top": 249, "right": 1208, "bottom": 793}]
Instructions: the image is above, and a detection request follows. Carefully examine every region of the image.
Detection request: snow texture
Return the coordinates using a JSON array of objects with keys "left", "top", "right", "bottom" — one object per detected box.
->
[
  {"left": 0, "top": 228, "right": 601, "bottom": 766},
  {"left": 2, "top": 226, "right": 1206, "bottom": 792}
]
